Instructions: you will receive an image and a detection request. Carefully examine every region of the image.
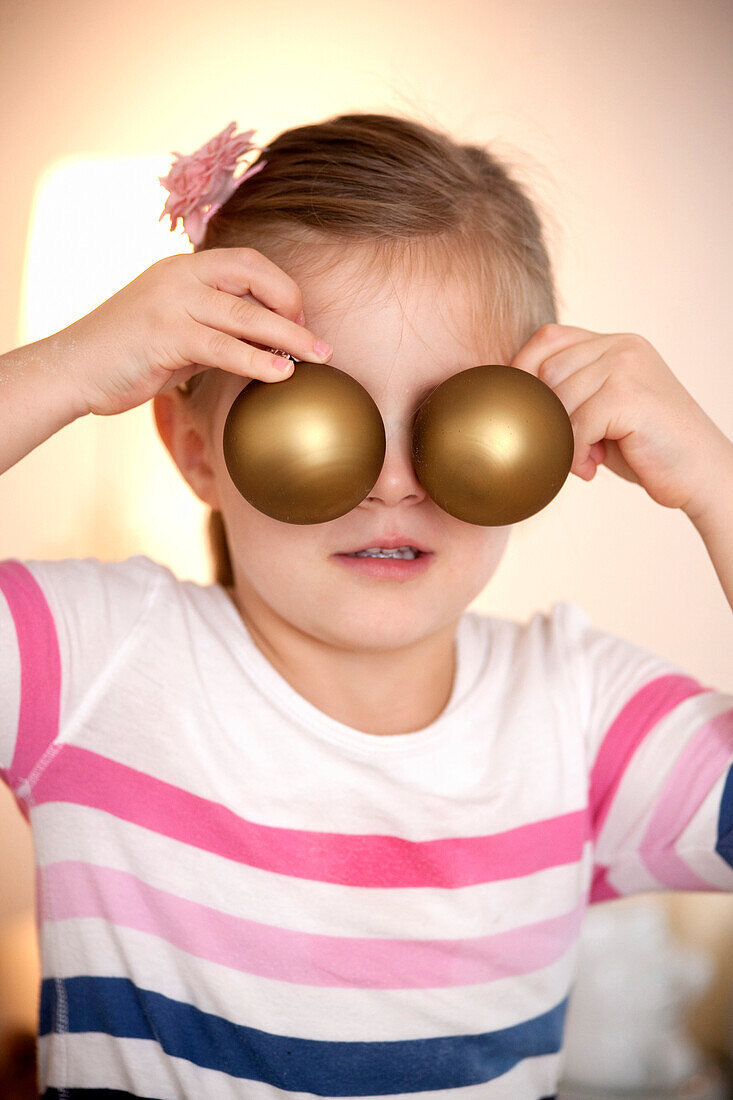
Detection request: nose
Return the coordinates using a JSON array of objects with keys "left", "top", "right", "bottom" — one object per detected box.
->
[{"left": 362, "top": 414, "right": 428, "bottom": 508}]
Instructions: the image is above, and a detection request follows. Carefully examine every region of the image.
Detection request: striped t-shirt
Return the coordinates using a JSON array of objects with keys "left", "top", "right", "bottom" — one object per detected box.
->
[{"left": 1, "top": 552, "right": 732, "bottom": 1099}]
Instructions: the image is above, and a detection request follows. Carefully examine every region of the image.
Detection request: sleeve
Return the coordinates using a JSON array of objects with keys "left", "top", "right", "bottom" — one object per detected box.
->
[
  {"left": 0, "top": 554, "right": 165, "bottom": 800},
  {"left": 559, "top": 600, "right": 733, "bottom": 900}
]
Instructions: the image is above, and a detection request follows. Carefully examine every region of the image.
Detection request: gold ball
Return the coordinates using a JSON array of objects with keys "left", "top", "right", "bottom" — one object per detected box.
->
[
  {"left": 223, "top": 361, "right": 386, "bottom": 524},
  {"left": 412, "top": 364, "right": 575, "bottom": 525}
]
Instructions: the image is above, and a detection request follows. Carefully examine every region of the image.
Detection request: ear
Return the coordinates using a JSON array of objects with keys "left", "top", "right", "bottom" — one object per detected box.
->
[{"left": 152, "top": 392, "right": 222, "bottom": 510}]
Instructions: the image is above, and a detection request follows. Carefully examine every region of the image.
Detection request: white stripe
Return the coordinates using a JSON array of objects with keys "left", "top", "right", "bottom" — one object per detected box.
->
[
  {"left": 0, "top": 583, "right": 21, "bottom": 773},
  {"left": 602, "top": 850, "right": 668, "bottom": 895},
  {"left": 39, "top": 918, "right": 577, "bottom": 1041}
]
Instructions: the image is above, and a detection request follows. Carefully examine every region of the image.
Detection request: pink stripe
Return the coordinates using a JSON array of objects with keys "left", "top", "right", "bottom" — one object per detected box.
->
[
  {"left": 589, "top": 674, "right": 711, "bottom": 843},
  {"left": 32, "top": 745, "right": 589, "bottom": 888},
  {"left": 0, "top": 560, "right": 61, "bottom": 793},
  {"left": 42, "top": 859, "right": 586, "bottom": 987},
  {"left": 640, "top": 706, "right": 733, "bottom": 889}
]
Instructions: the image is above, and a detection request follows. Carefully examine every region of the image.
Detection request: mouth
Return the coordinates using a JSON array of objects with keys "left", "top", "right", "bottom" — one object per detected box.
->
[{"left": 330, "top": 543, "right": 435, "bottom": 580}]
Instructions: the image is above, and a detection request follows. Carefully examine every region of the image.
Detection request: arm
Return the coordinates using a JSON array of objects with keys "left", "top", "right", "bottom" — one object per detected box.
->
[
  {"left": 0, "top": 336, "right": 87, "bottom": 477},
  {"left": 682, "top": 435, "right": 733, "bottom": 615}
]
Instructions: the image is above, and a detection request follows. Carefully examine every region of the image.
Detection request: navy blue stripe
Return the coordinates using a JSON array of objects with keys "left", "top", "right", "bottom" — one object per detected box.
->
[
  {"left": 43, "top": 1094, "right": 556, "bottom": 1100},
  {"left": 41, "top": 976, "right": 569, "bottom": 1094},
  {"left": 43, "top": 1092, "right": 156, "bottom": 1099},
  {"left": 716, "top": 763, "right": 733, "bottom": 868}
]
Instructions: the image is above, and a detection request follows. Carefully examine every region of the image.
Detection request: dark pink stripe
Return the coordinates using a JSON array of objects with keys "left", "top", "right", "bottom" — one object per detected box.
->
[
  {"left": 32, "top": 745, "right": 590, "bottom": 888},
  {"left": 0, "top": 560, "right": 61, "bottom": 792},
  {"left": 43, "top": 859, "right": 587, "bottom": 987},
  {"left": 589, "top": 673, "right": 710, "bottom": 843},
  {"left": 588, "top": 863, "right": 621, "bottom": 902}
]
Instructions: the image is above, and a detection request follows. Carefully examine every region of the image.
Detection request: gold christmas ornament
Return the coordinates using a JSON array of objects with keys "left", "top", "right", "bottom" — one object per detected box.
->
[
  {"left": 223, "top": 361, "right": 574, "bottom": 526},
  {"left": 412, "top": 363, "right": 575, "bottom": 525},
  {"left": 223, "top": 362, "right": 386, "bottom": 525}
]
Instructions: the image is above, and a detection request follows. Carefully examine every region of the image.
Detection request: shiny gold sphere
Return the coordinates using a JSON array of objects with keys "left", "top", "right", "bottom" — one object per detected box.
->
[
  {"left": 222, "top": 360, "right": 574, "bottom": 526},
  {"left": 412, "top": 363, "right": 575, "bottom": 525},
  {"left": 222, "top": 361, "right": 386, "bottom": 524}
]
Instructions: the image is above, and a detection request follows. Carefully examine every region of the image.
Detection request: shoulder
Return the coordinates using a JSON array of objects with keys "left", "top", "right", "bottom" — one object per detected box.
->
[
  {"left": 461, "top": 598, "right": 591, "bottom": 658},
  {"left": 0, "top": 553, "right": 183, "bottom": 669},
  {"left": 485, "top": 598, "right": 688, "bottom": 702},
  {"left": 7, "top": 551, "right": 173, "bottom": 590},
  {"left": 1, "top": 552, "right": 175, "bottom": 611}
]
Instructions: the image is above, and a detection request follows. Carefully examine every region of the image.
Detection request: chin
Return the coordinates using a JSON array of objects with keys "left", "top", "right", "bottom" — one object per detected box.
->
[{"left": 323, "top": 607, "right": 444, "bottom": 648}]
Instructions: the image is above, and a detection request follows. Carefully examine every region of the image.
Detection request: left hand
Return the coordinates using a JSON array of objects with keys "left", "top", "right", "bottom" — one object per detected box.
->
[{"left": 510, "top": 323, "right": 729, "bottom": 515}]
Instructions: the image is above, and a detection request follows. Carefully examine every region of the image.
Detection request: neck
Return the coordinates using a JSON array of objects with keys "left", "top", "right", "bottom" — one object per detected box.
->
[{"left": 224, "top": 584, "right": 459, "bottom": 736}]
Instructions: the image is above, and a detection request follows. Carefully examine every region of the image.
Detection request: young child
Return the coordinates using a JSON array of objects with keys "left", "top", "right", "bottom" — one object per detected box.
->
[{"left": 1, "top": 113, "right": 732, "bottom": 1099}]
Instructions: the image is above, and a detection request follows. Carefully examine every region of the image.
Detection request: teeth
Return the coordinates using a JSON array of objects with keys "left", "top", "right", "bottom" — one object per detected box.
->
[{"left": 347, "top": 546, "right": 419, "bottom": 559}]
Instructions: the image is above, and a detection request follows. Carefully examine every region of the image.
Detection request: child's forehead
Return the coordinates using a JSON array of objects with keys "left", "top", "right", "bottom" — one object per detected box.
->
[
  {"left": 279, "top": 240, "right": 514, "bottom": 362},
  {"left": 298, "top": 253, "right": 471, "bottom": 316},
  {"left": 299, "top": 273, "right": 493, "bottom": 370}
]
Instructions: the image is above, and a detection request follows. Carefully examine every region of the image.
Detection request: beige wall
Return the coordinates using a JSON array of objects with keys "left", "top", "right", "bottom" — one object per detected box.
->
[{"left": 1, "top": 0, "right": 731, "bottom": 1061}]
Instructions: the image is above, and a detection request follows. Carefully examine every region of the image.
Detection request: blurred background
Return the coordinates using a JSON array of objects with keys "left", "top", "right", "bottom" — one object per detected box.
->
[{"left": 0, "top": 0, "right": 731, "bottom": 1093}]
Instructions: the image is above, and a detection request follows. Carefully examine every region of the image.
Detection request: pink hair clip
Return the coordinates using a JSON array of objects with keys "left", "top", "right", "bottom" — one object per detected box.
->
[{"left": 158, "top": 121, "right": 269, "bottom": 247}]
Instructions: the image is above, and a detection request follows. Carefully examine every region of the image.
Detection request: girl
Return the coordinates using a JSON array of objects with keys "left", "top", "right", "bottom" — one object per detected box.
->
[{"left": 1, "top": 112, "right": 732, "bottom": 1099}]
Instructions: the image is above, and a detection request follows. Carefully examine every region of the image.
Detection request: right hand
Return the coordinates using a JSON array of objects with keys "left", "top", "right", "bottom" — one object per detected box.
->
[{"left": 55, "top": 247, "right": 333, "bottom": 417}]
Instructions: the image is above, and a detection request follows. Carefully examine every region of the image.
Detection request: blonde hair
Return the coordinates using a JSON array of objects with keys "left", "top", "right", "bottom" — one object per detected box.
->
[{"left": 179, "top": 110, "right": 560, "bottom": 588}]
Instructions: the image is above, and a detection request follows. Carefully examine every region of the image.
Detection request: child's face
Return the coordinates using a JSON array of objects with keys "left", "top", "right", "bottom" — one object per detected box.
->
[{"left": 184, "top": 250, "right": 512, "bottom": 651}]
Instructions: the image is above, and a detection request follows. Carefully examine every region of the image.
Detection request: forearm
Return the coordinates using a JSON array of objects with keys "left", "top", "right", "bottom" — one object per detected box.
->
[
  {"left": 0, "top": 335, "right": 87, "bottom": 477},
  {"left": 683, "top": 438, "right": 733, "bottom": 615}
]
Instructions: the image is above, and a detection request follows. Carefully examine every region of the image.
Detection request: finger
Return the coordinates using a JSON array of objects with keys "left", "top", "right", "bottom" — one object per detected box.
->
[
  {"left": 510, "top": 323, "right": 603, "bottom": 377},
  {"left": 597, "top": 438, "right": 640, "bottom": 484},
  {"left": 543, "top": 354, "right": 609, "bottom": 426},
  {"left": 567, "top": 379, "right": 630, "bottom": 476},
  {"left": 538, "top": 341, "right": 610, "bottom": 390},
  {"left": 189, "top": 283, "right": 332, "bottom": 365},
  {"left": 180, "top": 319, "right": 296, "bottom": 382},
  {"left": 192, "top": 246, "right": 304, "bottom": 323},
  {"left": 542, "top": 355, "right": 611, "bottom": 472}
]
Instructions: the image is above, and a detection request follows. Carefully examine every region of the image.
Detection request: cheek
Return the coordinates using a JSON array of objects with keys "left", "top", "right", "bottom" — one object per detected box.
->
[
  {"left": 222, "top": 505, "right": 282, "bottom": 556},
  {"left": 468, "top": 528, "right": 511, "bottom": 571},
  {"left": 220, "top": 497, "right": 317, "bottom": 576},
  {"left": 491, "top": 526, "right": 512, "bottom": 557}
]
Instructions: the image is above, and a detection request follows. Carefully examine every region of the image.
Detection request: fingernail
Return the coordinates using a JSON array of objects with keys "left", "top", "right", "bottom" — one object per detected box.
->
[
  {"left": 313, "top": 338, "right": 332, "bottom": 359},
  {"left": 272, "top": 354, "right": 293, "bottom": 373}
]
